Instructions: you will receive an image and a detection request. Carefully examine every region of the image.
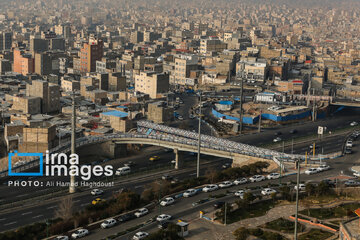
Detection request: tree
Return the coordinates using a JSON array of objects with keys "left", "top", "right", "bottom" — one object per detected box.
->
[
  {"left": 305, "top": 183, "right": 316, "bottom": 197},
  {"left": 55, "top": 195, "right": 73, "bottom": 221},
  {"left": 317, "top": 181, "right": 332, "bottom": 197},
  {"left": 270, "top": 192, "right": 277, "bottom": 202},
  {"left": 233, "top": 227, "right": 249, "bottom": 240},
  {"left": 243, "top": 192, "right": 256, "bottom": 205},
  {"left": 205, "top": 167, "right": 219, "bottom": 183},
  {"left": 279, "top": 185, "right": 291, "bottom": 201}
]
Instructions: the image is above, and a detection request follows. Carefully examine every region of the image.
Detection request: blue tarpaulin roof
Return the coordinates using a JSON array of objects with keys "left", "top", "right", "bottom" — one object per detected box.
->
[{"left": 102, "top": 110, "right": 128, "bottom": 118}]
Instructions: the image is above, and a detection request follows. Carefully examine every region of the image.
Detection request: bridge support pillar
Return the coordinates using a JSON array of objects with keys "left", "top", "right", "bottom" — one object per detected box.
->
[
  {"left": 174, "top": 148, "right": 184, "bottom": 169},
  {"left": 110, "top": 142, "right": 127, "bottom": 159}
]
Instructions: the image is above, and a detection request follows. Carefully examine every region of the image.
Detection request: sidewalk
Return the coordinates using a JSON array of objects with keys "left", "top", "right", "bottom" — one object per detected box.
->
[{"left": 186, "top": 204, "right": 304, "bottom": 240}]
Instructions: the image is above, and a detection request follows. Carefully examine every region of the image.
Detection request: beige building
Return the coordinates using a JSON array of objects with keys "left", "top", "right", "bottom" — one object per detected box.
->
[
  {"left": 147, "top": 101, "right": 174, "bottom": 124},
  {"left": 200, "top": 38, "right": 227, "bottom": 54},
  {"left": 26, "top": 80, "right": 60, "bottom": 114},
  {"left": 108, "top": 73, "right": 126, "bottom": 91},
  {"left": 173, "top": 54, "right": 199, "bottom": 86},
  {"left": 236, "top": 58, "right": 267, "bottom": 82},
  {"left": 11, "top": 95, "right": 41, "bottom": 114},
  {"left": 61, "top": 77, "right": 80, "bottom": 92},
  {"left": 20, "top": 123, "right": 56, "bottom": 153},
  {"left": 135, "top": 71, "right": 169, "bottom": 99}
]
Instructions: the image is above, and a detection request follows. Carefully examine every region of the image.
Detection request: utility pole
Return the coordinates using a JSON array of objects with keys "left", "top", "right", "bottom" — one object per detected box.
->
[
  {"left": 239, "top": 77, "right": 244, "bottom": 134},
  {"left": 294, "top": 160, "right": 301, "bottom": 240},
  {"left": 291, "top": 138, "right": 294, "bottom": 154},
  {"left": 69, "top": 92, "right": 76, "bottom": 193},
  {"left": 224, "top": 202, "right": 227, "bottom": 225},
  {"left": 197, "top": 92, "right": 202, "bottom": 178},
  {"left": 258, "top": 110, "right": 262, "bottom": 133}
]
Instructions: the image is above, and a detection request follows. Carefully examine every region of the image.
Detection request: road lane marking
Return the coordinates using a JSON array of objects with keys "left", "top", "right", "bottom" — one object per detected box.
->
[
  {"left": 47, "top": 206, "right": 56, "bottom": 209},
  {"left": 22, "top": 211, "right": 32, "bottom": 215},
  {"left": 134, "top": 185, "right": 143, "bottom": 189},
  {"left": 32, "top": 215, "right": 43, "bottom": 219},
  {"left": 17, "top": 194, "right": 28, "bottom": 198},
  {"left": 0, "top": 218, "right": 6, "bottom": 221},
  {"left": 4, "top": 222, "right": 16, "bottom": 226}
]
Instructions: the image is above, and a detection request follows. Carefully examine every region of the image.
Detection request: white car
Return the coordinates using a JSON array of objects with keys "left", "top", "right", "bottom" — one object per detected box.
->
[
  {"left": 134, "top": 208, "right": 149, "bottom": 218},
  {"left": 267, "top": 173, "right": 281, "bottom": 180},
  {"left": 249, "top": 175, "right": 265, "bottom": 182},
  {"left": 100, "top": 218, "right": 116, "bottom": 229},
  {"left": 115, "top": 166, "right": 131, "bottom": 176},
  {"left": 55, "top": 236, "right": 69, "bottom": 240},
  {"left": 353, "top": 172, "right": 360, "bottom": 177},
  {"left": 273, "top": 137, "right": 282, "bottom": 142},
  {"left": 71, "top": 229, "right": 89, "bottom": 239},
  {"left": 350, "top": 121, "right": 358, "bottom": 126},
  {"left": 233, "top": 178, "right": 247, "bottom": 185},
  {"left": 156, "top": 214, "right": 172, "bottom": 222},
  {"left": 133, "top": 232, "right": 149, "bottom": 240},
  {"left": 305, "top": 168, "right": 319, "bottom": 175},
  {"left": 219, "top": 181, "right": 233, "bottom": 188},
  {"left": 202, "top": 184, "right": 219, "bottom": 192},
  {"left": 183, "top": 189, "right": 197, "bottom": 197},
  {"left": 261, "top": 188, "right": 277, "bottom": 196},
  {"left": 160, "top": 197, "right": 175, "bottom": 206},
  {"left": 294, "top": 184, "right": 306, "bottom": 191},
  {"left": 234, "top": 190, "right": 250, "bottom": 199},
  {"left": 317, "top": 165, "right": 330, "bottom": 172},
  {"left": 91, "top": 189, "right": 103, "bottom": 196}
]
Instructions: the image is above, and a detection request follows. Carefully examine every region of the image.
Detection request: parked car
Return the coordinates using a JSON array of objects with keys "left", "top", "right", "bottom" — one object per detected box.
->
[
  {"left": 305, "top": 168, "right": 319, "bottom": 175},
  {"left": 158, "top": 221, "right": 170, "bottom": 229},
  {"left": 345, "top": 180, "right": 360, "bottom": 187},
  {"left": 90, "top": 189, "right": 103, "bottom": 196},
  {"left": 317, "top": 165, "right": 330, "bottom": 172},
  {"left": 346, "top": 140, "right": 353, "bottom": 148},
  {"left": 71, "top": 229, "right": 89, "bottom": 239},
  {"left": 213, "top": 201, "right": 225, "bottom": 209},
  {"left": 183, "top": 189, "right": 197, "bottom": 197},
  {"left": 219, "top": 181, "right": 233, "bottom": 188},
  {"left": 162, "top": 174, "right": 173, "bottom": 180},
  {"left": 189, "top": 114, "right": 195, "bottom": 119},
  {"left": 156, "top": 214, "right": 172, "bottom": 222},
  {"left": 132, "top": 232, "right": 149, "bottom": 240},
  {"left": 294, "top": 184, "right": 306, "bottom": 191},
  {"left": 115, "top": 166, "right": 131, "bottom": 176},
  {"left": 274, "top": 132, "right": 282, "bottom": 136},
  {"left": 118, "top": 213, "right": 135, "bottom": 223},
  {"left": 234, "top": 190, "right": 250, "bottom": 199},
  {"left": 134, "top": 208, "right": 149, "bottom": 218},
  {"left": 350, "top": 121, "right": 358, "bottom": 126},
  {"left": 267, "top": 173, "right": 281, "bottom": 180},
  {"left": 249, "top": 175, "right": 265, "bottom": 182},
  {"left": 160, "top": 197, "right": 175, "bottom": 206},
  {"left": 273, "top": 137, "right": 282, "bottom": 143},
  {"left": 101, "top": 218, "right": 116, "bottom": 229},
  {"left": 322, "top": 179, "right": 336, "bottom": 187},
  {"left": 222, "top": 163, "right": 231, "bottom": 169},
  {"left": 261, "top": 188, "right": 277, "bottom": 196},
  {"left": 233, "top": 178, "right": 247, "bottom": 185},
  {"left": 202, "top": 184, "right": 219, "bottom": 192},
  {"left": 290, "top": 129, "right": 297, "bottom": 134}
]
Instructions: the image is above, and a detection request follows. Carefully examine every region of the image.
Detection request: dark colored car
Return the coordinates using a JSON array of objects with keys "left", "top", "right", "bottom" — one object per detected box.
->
[
  {"left": 222, "top": 163, "right": 231, "bottom": 169},
  {"left": 157, "top": 221, "right": 170, "bottom": 229},
  {"left": 289, "top": 129, "right": 297, "bottom": 134},
  {"left": 214, "top": 201, "right": 225, "bottom": 209},
  {"left": 274, "top": 131, "right": 282, "bottom": 136},
  {"left": 322, "top": 179, "right": 335, "bottom": 187},
  {"left": 118, "top": 213, "right": 135, "bottom": 222}
]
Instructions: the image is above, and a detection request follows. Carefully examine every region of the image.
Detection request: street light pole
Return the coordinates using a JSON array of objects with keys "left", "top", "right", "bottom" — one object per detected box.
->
[
  {"left": 294, "top": 160, "right": 301, "bottom": 240},
  {"left": 239, "top": 77, "right": 243, "bottom": 134},
  {"left": 69, "top": 92, "right": 76, "bottom": 193},
  {"left": 197, "top": 93, "right": 202, "bottom": 178}
]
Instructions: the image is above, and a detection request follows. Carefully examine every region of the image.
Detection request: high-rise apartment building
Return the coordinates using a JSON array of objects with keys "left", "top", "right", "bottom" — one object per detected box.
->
[
  {"left": 13, "top": 49, "right": 34, "bottom": 76},
  {"left": 26, "top": 80, "right": 60, "bottom": 113},
  {"left": 200, "top": 37, "right": 227, "bottom": 54},
  {"left": 135, "top": 71, "right": 169, "bottom": 99},
  {"left": 0, "top": 32, "right": 12, "bottom": 51},
  {"left": 79, "top": 36, "right": 104, "bottom": 73},
  {"left": 173, "top": 54, "right": 199, "bottom": 85},
  {"left": 35, "top": 52, "right": 52, "bottom": 76}
]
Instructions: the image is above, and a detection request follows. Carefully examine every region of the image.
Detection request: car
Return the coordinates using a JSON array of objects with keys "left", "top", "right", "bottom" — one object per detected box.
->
[
  {"left": 91, "top": 198, "right": 105, "bottom": 205},
  {"left": 261, "top": 188, "right": 277, "bottom": 196},
  {"left": 317, "top": 165, "right": 330, "bottom": 172},
  {"left": 178, "top": 115, "right": 184, "bottom": 120},
  {"left": 345, "top": 180, "right": 360, "bottom": 187},
  {"left": 183, "top": 188, "right": 197, "bottom": 197},
  {"left": 162, "top": 174, "right": 173, "bottom": 181},
  {"left": 354, "top": 172, "right": 360, "bottom": 177},
  {"left": 322, "top": 179, "right": 336, "bottom": 187},
  {"left": 132, "top": 232, "right": 149, "bottom": 240},
  {"left": 290, "top": 129, "right": 297, "bottom": 134},
  {"left": 134, "top": 208, "right": 149, "bottom": 218},
  {"left": 234, "top": 190, "right": 249, "bottom": 198},
  {"left": 273, "top": 137, "right": 282, "bottom": 143},
  {"left": 115, "top": 166, "right": 131, "bottom": 176},
  {"left": 294, "top": 184, "right": 306, "bottom": 191},
  {"left": 213, "top": 201, "right": 225, "bottom": 209},
  {"left": 305, "top": 168, "right": 319, "bottom": 175},
  {"left": 149, "top": 156, "right": 160, "bottom": 161},
  {"left": 164, "top": 148, "right": 173, "bottom": 153},
  {"left": 118, "top": 213, "right": 135, "bottom": 222},
  {"left": 222, "top": 163, "right": 231, "bottom": 169},
  {"left": 233, "top": 178, "right": 247, "bottom": 185},
  {"left": 157, "top": 221, "right": 170, "bottom": 229},
  {"left": 274, "top": 131, "right": 282, "bottom": 136},
  {"left": 189, "top": 114, "right": 195, "bottom": 119},
  {"left": 249, "top": 175, "right": 265, "bottom": 182},
  {"left": 267, "top": 173, "right": 281, "bottom": 180},
  {"left": 160, "top": 197, "right": 175, "bottom": 206},
  {"left": 219, "top": 181, "right": 233, "bottom": 188},
  {"left": 345, "top": 147, "right": 352, "bottom": 154},
  {"left": 124, "top": 161, "right": 136, "bottom": 167},
  {"left": 90, "top": 189, "right": 103, "bottom": 196},
  {"left": 71, "top": 229, "right": 89, "bottom": 239},
  {"left": 55, "top": 236, "right": 69, "bottom": 240},
  {"left": 202, "top": 184, "right": 219, "bottom": 192},
  {"left": 346, "top": 141, "right": 353, "bottom": 148},
  {"left": 101, "top": 218, "right": 116, "bottom": 229},
  {"left": 171, "top": 177, "right": 179, "bottom": 184},
  {"left": 350, "top": 121, "right": 358, "bottom": 126},
  {"left": 156, "top": 214, "right": 172, "bottom": 222}
]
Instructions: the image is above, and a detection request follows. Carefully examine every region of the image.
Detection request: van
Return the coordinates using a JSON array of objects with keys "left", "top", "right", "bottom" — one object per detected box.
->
[{"left": 116, "top": 166, "right": 131, "bottom": 176}]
